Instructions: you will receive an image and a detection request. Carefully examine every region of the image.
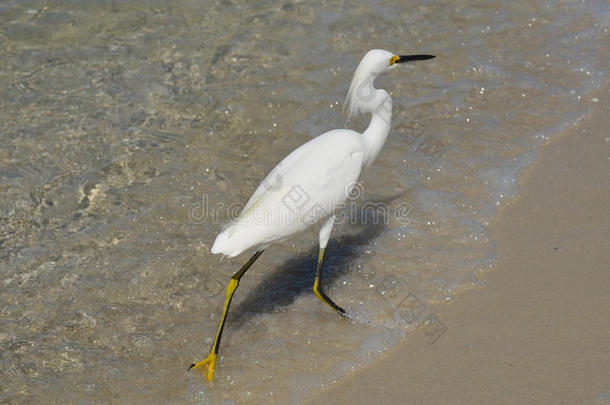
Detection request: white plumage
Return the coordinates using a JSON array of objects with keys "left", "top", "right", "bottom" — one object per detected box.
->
[
  {"left": 189, "top": 48, "right": 435, "bottom": 381},
  {"left": 212, "top": 129, "right": 364, "bottom": 257},
  {"left": 212, "top": 49, "right": 410, "bottom": 257}
]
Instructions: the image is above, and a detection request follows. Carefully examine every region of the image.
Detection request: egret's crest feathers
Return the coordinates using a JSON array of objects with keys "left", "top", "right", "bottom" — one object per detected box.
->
[
  {"left": 343, "top": 50, "right": 436, "bottom": 121},
  {"left": 344, "top": 49, "right": 395, "bottom": 121},
  {"left": 344, "top": 57, "right": 372, "bottom": 120}
]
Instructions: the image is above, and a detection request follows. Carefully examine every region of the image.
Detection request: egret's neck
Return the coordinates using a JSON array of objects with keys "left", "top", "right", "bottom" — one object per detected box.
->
[{"left": 362, "top": 89, "right": 392, "bottom": 167}]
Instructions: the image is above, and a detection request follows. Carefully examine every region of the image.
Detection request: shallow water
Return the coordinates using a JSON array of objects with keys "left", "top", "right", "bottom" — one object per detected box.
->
[{"left": 0, "top": 0, "right": 607, "bottom": 403}]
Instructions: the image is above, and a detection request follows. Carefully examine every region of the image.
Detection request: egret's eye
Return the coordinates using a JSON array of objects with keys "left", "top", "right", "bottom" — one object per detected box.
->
[{"left": 389, "top": 55, "right": 400, "bottom": 66}]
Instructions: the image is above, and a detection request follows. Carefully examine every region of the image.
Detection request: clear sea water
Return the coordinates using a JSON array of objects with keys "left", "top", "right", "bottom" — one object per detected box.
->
[{"left": 0, "top": 0, "right": 607, "bottom": 403}]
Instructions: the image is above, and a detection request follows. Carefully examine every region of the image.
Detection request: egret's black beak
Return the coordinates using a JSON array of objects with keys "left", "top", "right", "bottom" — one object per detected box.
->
[{"left": 395, "top": 54, "right": 436, "bottom": 63}]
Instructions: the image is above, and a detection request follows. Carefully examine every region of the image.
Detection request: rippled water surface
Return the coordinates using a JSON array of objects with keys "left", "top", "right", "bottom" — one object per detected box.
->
[{"left": 1, "top": 0, "right": 607, "bottom": 403}]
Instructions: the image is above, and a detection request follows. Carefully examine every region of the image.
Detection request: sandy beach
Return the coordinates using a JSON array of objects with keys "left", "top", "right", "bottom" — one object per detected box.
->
[
  {"left": 307, "top": 85, "right": 610, "bottom": 404},
  {"left": 1, "top": 2, "right": 606, "bottom": 403}
]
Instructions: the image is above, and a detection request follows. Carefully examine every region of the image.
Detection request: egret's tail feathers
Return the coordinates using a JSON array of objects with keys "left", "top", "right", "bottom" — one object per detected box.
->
[
  {"left": 211, "top": 225, "right": 247, "bottom": 258},
  {"left": 211, "top": 228, "right": 236, "bottom": 257}
]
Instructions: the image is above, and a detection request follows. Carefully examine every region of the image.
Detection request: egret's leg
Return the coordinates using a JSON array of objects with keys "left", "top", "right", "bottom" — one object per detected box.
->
[
  {"left": 313, "top": 246, "right": 346, "bottom": 315},
  {"left": 313, "top": 215, "right": 345, "bottom": 315},
  {"left": 188, "top": 250, "right": 264, "bottom": 380}
]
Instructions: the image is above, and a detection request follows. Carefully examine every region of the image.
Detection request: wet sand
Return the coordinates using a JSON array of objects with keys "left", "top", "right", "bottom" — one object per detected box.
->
[
  {"left": 1, "top": 2, "right": 607, "bottom": 402},
  {"left": 308, "top": 85, "right": 610, "bottom": 404}
]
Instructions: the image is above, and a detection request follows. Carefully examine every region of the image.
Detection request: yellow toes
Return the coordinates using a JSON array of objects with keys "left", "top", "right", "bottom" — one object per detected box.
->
[{"left": 188, "top": 352, "right": 218, "bottom": 381}]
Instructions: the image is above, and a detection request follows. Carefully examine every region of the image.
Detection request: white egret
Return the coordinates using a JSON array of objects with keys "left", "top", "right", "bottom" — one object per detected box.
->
[{"left": 189, "top": 49, "right": 435, "bottom": 380}]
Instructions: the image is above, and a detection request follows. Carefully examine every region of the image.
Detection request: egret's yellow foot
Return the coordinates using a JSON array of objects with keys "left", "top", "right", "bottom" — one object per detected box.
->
[
  {"left": 313, "top": 276, "right": 346, "bottom": 316},
  {"left": 188, "top": 352, "right": 218, "bottom": 381}
]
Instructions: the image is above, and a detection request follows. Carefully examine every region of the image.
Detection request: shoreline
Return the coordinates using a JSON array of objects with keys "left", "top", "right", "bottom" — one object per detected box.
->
[{"left": 305, "top": 84, "right": 610, "bottom": 404}]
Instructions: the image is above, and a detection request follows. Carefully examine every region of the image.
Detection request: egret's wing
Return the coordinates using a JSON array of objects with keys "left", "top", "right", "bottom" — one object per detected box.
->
[
  {"left": 212, "top": 129, "right": 364, "bottom": 256},
  {"left": 241, "top": 129, "right": 363, "bottom": 219}
]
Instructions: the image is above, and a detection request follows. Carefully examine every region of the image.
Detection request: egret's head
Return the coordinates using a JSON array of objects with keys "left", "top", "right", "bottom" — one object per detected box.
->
[{"left": 344, "top": 49, "right": 435, "bottom": 119}]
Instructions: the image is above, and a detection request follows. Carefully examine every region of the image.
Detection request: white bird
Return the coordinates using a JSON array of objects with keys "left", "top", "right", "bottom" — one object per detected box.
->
[{"left": 189, "top": 49, "right": 435, "bottom": 380}]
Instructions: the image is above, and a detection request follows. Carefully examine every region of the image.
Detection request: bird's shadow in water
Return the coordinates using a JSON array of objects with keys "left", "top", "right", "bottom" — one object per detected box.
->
[{"left": 231, "top": 192, "right": 406, "bottom": 326}]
